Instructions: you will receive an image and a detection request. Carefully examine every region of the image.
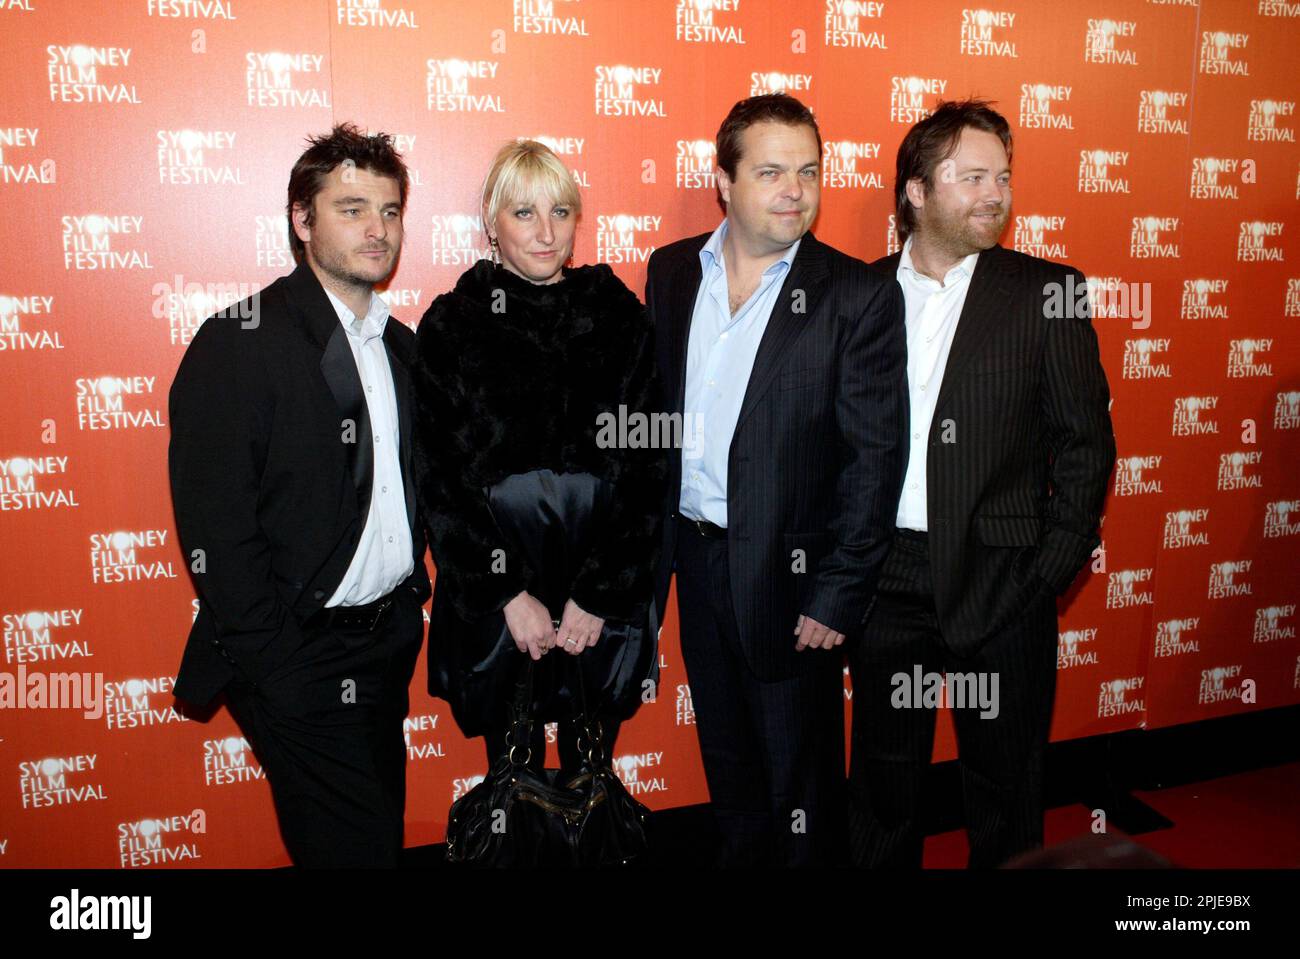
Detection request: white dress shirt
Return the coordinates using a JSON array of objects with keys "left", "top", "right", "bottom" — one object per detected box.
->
[
  {"left": 322, "top": 287, "right": 414, "bottom": 606},
  {"left": 895, "top": 236, "right": 980, "bottom": 531},
  {"left": 680, "top": 219, "right": 800, "bottom": 527}
]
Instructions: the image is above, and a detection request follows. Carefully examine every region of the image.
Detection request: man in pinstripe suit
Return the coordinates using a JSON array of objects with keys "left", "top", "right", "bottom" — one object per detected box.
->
[
  {"left": 848, "top": 99, "right": 1116, "bottom": 868},
  {"left": 646, "top": 93, "right": 908, "bottom": 866}
]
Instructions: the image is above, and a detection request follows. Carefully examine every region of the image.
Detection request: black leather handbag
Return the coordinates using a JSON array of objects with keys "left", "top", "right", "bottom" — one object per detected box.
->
[{"left": 444, "top": 655, "right": 652, "bottom": 867}]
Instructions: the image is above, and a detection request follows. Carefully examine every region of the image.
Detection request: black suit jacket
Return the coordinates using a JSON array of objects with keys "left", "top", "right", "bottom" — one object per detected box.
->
[
  {"left": 169, "top": 262, "right": 431, "bottom": 706},
  {"left": 872, "top": 243, "right": 1115, "bottom": 655},
  {"left": 648, "top": 230, "right": 908, "bottom": 681}
]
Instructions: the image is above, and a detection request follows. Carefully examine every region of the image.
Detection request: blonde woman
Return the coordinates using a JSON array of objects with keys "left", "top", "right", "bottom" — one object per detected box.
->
[{"left": 411, "top": 140, "right": 665, "bottom": 773}]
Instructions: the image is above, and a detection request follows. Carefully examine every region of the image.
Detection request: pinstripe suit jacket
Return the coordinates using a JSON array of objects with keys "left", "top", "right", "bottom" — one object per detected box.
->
[
  {"left": 872, "top": 243, "right": 1116, "bottom": 655},
  {"left": 648, "top": 230, "right": 908, "bottom": 681}
]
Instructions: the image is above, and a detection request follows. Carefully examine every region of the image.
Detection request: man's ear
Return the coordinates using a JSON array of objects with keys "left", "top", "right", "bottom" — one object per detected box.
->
[
  {"left": 904, "top": 177, "right": 927, "bottom": 213},
  {"left": 290, "top": 201, "right": 312, "bottom": 246},
  {"left": 715, "top": 167, "right": 732, "bottom": 207}
]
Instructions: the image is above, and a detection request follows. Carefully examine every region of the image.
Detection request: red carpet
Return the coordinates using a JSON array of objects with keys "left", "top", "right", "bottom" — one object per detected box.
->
[{"left": 922, "top": 762, "right": 1300, "bottom": 868}]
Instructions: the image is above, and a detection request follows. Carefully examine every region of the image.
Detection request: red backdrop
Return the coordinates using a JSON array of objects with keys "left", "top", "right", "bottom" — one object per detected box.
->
[{"left": 1, "top": 0, "right": 1296, "bottom": 868}]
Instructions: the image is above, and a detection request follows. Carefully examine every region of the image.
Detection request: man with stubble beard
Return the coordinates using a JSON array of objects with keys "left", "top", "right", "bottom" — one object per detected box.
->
[
  {"left": 169, "top": 124, "right": 430, "bottom": 867},
  {"left": 848, "top": 99, "right": 1115, "bottom": 868}
]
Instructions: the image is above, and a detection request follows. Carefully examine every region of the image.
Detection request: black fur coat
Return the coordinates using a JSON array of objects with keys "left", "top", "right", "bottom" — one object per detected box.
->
[{"left": 411, "top": 259, "right": 666, "bottom": 623}]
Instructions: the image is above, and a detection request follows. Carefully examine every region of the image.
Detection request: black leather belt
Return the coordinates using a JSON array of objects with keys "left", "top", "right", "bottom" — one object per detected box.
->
[
  {"left": 895, "top": 527, "right": 929, "bottom": 543},
  {"left": 679, "top": 514, "right": 727, "bottom": 540},
  {"left": 307, "top": 591, "right": 397, "bottom": 632}
]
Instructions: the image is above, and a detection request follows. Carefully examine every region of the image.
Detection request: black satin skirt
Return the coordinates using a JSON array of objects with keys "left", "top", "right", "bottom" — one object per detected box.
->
[{"left": 428, "top": 469, "right": 658, "bottom": 738}]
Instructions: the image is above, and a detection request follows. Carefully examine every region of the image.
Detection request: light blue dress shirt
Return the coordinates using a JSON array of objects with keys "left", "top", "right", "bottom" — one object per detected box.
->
[{"left": 680, "top": 219, "right": 801, "bottom": 527}]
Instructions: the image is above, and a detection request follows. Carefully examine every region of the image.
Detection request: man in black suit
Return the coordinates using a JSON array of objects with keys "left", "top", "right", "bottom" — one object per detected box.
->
[
  {"left": 646, "top": 94, "right": 908, "bottom": 866},
  {"left": 169, "top": 124, "right": 429, "bottom": 868},
  {"left": 848, "top": 100, "right": 1116, "bottom": 868}
]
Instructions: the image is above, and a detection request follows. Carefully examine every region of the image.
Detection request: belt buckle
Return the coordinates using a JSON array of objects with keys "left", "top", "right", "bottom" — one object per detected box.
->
[{"left": 366, "top": 598, "right": 393, "bottom": 631}]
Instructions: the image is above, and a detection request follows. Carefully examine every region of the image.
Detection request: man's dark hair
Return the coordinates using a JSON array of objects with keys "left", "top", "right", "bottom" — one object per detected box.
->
[
  {"left": 715, "top": 92, "right": 823, "bottom": 180},
  {"left": 894, "top": 98, "right": 1013, "bottom": 242},
  {"left": 285, "top": 122, "right": 410, "bottom": 264}
]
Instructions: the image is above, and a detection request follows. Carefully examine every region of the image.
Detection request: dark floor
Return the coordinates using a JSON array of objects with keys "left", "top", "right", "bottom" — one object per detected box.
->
[{"left": 403, "top": 704, "right": 1300, "bottom": 868}]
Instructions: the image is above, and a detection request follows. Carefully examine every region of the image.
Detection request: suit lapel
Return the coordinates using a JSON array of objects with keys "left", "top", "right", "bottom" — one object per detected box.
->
[
  {"left": 733, "top": 233, "right": 829, "bottom": 434},
  {"left": 933, "top": 243, "right": 1014, "bottom": 419},
  {"left": 283, "top": 263, "right": 372, "bottom": 518}
]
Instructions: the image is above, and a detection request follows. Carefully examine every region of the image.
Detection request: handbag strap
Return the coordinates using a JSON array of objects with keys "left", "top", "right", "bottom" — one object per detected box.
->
[{"left": 506, "top": 656, "right": 536, "bottom": 768}]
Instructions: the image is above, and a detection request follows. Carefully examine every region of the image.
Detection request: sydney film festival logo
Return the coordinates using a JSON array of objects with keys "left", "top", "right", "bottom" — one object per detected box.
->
[
  {"left": 427, "top": 59, "right": 503, "bottom": 112},
  {"left": 1237, "top": 221, "right": 1284, "bottom": 262},
  {"left": 825, "top": 0, "right": 887, "bottom": 48},
  {"left": 1013, "top": 215, "right": 1068, "bottom": 258},
  {"left": 676, "top": 139, "right": 717, "bottom": 190},
  {"left": 749, "top": 70, "right": 812, "bottom": 98},
  {"left": 1078, "top": 149, "right": 1130, "bottom": 193},
  {"left": 822, "top": 140, "right": 884, "bottom": 190},
  {"left": 245, "top": 51, "right": 330, "bottom": 108},
  {"left": 1247, "top": 99, "right": 1295, "bottom": 142},
  {"left": 1216, "top": 451, "right": 1263, "bottom": 491},
  {"left": 1122, "top": 338, "right": 1170, "bottom": 380},
  {"left": 62, "top": 215, "right": 152, "bottom": 271},
  {"left": 0, "top": 456, "right": 78, "bottom": 512},
  {"left": 1200, "top": 30, "right": 1250, "bottom": 76},
  {"left": 47, "top": 44, "right": 141, "bottom": 104},
  {"left": 1162, "top": 509, "right": 1209, "bottom": 549},
  {"left": 19, "top": 755, "right": 106, "bottom": 809},
  {"left": 1112, "top": 455, "right": 1161, "bottom": 497},
  {"left": 1263, "top": 500, "right": 1299, "bottom": 538},
  {"left": 1190, "top": 158, "right": 1246, "bottom": 200},
  {"left": 1207, "top": 560, "right": 1252, "bottom": 600},
  {"left": 891, "top": 77, "right": 947, "bottom": 124},
  {"left": 1154, "top": 618, "right": 1199, "bottom": 658},
  {"left": 1098, "top": 677, "right": 1144, "bottom": 718},
  {"left": 595, "top": 64, "right": 665, "bottom": 117},
  {"left": 1057, "top": 627, "right": 1098, "bottom": 669},
  {"left": 960, "top": 8, "right": 1018, "bottom": 57},
  {"left": 336, "top": 0, "right": 421, "bottom": 29},
  {"left": 1171, "top": 395, "right": 1219, "bottom": 437},
  {"left": 1180, "top": 278, "right": 1229, "bottom": 319},
  {"left": 1106, "top": 569, "right": 1153, "bottom": 609},
  {"left": 4, "top": 607, "right": 89, "bottom": 664},
  {"left": 1254, "top": 605, "right": 1296, "bottom": 643},
  {"left": 431, "top": 213, "right": 490, "bottom": 267},
  {"left": 0, "top": 127, "right": 55, "bottom": 185},
  {"left": 1083, "top": 18, "right": 1137, "bottom": 65},
  {"left": 1137, "top": 90, "right": 1189, "bottom": 135},
  {"left": 1019, "top": 84, "right": 1073, "bottom": 130},
  {"left": 677, "top": 0, "right": 745, "bottom": 44}
]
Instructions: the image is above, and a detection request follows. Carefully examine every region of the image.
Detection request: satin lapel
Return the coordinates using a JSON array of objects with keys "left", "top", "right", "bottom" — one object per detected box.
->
[
  {"left": 320, "top": 325, "right": 374, "bottom": 514},
  {"left": 933, "top": 244, "right": 1014, "bottom": 420},
  {"left": 733, "top": 234, "right": 829, "bottom": 434},
  {"left": 668, "top": 245, "right": 704, "bottom": 414},
  {"left": 383, "top": 323, "right": 417, "bottom": 531}
]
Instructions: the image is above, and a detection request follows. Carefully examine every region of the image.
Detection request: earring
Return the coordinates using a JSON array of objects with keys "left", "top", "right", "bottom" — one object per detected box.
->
[{"left": 488, "top": 234, "right": 500, "bottom": 265}]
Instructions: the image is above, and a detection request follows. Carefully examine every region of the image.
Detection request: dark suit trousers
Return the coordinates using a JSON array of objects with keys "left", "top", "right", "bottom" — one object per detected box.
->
[
  {"left": 224, "top": 587, "right": 425, "bottom": 868},
  {"left": 847, "top": 531, "right": 1057, "bottom": 868},
  {"left": 675, "top": 520, "right": 846, "bottom": 867}
]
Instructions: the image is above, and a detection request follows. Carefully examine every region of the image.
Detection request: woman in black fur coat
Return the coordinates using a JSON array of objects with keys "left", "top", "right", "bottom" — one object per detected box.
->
[{"left": 411, "top": 139, "right": 666, "bottom": 773}]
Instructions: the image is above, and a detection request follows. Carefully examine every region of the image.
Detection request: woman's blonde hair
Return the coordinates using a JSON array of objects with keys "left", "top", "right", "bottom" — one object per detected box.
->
[{"left": 481, "top": 139, "right": 582, "bottom": 227}]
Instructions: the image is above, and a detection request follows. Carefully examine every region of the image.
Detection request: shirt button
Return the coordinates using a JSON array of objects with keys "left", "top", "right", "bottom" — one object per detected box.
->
[
  {"left": 374, "top": 436, "right": 381, "bottom": 444},
  {"left": 387, "top": 536, "right": 394, "bottom": 543},
  {"left": 382, "top": 486, "right": 388, "bottom": 494},
  {"left": 913, "top": 433, "right": 920, "bottom": 440},
  {"left": 920, "top": 385, "right": 927, "bottom": 392},
  {"left": 367, "top": 385, "right": 373, "bottom": 393}
]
